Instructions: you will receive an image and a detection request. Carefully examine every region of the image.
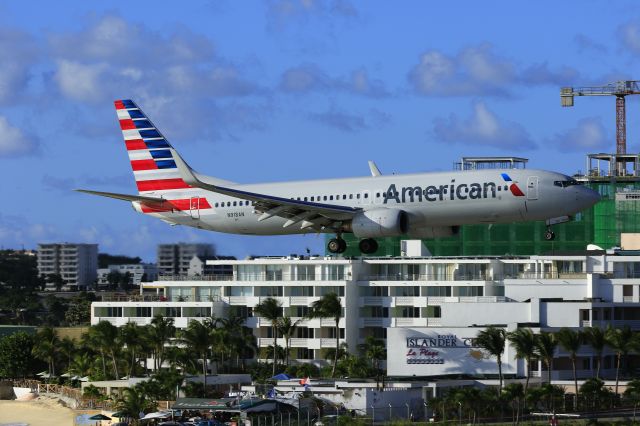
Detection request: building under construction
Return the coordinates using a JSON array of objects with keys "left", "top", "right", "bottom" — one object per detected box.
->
[{"left": 335, "top": 153, "right": 640, "bottom": 256}]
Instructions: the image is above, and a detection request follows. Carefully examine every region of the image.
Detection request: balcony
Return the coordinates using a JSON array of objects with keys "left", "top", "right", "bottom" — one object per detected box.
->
[
  {"left": 393, "top": 317, "right": 428, "bottom": 327},
  {"left": 158, "top": 274, "right": 233, "bottom": 281},
  {"left": 363, "top": 273, "right": 492, "bottom": 282}
]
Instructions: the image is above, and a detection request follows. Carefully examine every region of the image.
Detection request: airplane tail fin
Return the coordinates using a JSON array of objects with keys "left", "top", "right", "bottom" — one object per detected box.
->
[{"left": 115, "top": 99, "right": 193, "bottom": 194}]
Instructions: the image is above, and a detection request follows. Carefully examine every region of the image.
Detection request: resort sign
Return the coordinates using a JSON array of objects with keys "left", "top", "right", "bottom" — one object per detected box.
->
[{"left": 387, "top": 327, "right": 515, "bottom": 376}]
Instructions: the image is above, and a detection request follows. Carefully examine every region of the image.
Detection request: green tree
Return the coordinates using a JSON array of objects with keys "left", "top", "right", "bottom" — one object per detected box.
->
[
  {"left": 508, "top": 327, "right": 537, "bottom": 397},
  {"left": 580, "top": 378, "right": 614, "bottom": 411},
  {"left": 46, "top": 273, "right": 66, "bottom": 291},
  {"left": 475, "top": 326, "right": 507, "bottom": 394},
  {"left": 583, "top": 327, "right": 606, "bottom": 379},
  {"left": 120, "top": 322, "right": 142, "bottom": 378},
  {"left": 359, "top": 336, "right": 386, "bottom": 389},
  {"left": 58, "top": 336, "right": 76, "bottom": 374},
  {"left": 624, "top": 378, "right": 640, "bottom": 419},
  {"left": 276, "top": 316, "right": 300, "bottom": 367},
  {"left": 502, "top": 383, "right": 524, "bottom": 425},
  {"left": 606, "top": 325, "right": 635, "bottom": 397},
  {"left": 116, "top": 386, "right": 154, "bottom": 426},
  {"left": 254, "top": 297, "right": 282, "bottom": 377},
  {"left": 68, "top": 352, "right": 93, "bottom": 379},
  {"left": 179, "top": 320, "right": 212, "bottom": 395},
  {"left": 309, "top": 292, "right": 343, "bottom": 377},
  {"left": 148, "top": 315, "right": 176, "bottom": 372},
  {"left": 89, "top": 321, "right": 120, "bottom": 379},
  {"left": 556, "top": 328, "right": 582, "bottom": 402},
  {"left": 32, "top": 327, "right": 59, "bottom": 378},
  {"left": 0, "top": 332, "right": 36, "bottom": 379},
  {"left": 535, "top": 332, "right": 557, "bottom": 384}
]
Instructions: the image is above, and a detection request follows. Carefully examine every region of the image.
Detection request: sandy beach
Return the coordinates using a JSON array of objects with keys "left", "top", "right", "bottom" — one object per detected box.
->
[{"left": 0, "top": 396, "right": 75, "bottom": 426}]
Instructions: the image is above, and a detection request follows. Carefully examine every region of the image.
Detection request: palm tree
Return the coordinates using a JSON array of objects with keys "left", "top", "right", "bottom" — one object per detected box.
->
[
  {"left": 507, "top": 328, "right": 537, "bottom": 397},
  {"left": 535, "top": 332, "right": 557, "bottom": 384},
  {"left": 276, "top": 316, "right": 300, "bottom": 367},
  {"left": 624, "top": 378, "right": 640, "bottom": 420},
  {"left": 475, "top": 326, "right": 506, "bottom": 394},
  {"left": 179, "top": 320, "right": 212, "bottom": 396},
  {"left": 148, "top": 315, "right": 176, "bottom": 372},
  {"left": 254, "top": 297, "right": 282, "bottom": 377},
  {"left": 116, "top": 386, "right": 154, "bottom": 426},
  {"left": 120, "top": 322, "right": 142, "bottom": 378},
  {"left": 606, "top": 325, "right": 635, "bottom": 397},
  {"left": 556, "top": 328, "right": 582, "bottom": 402},
  {"left": 90, "top": 320, "right": 121, "bottom": 379},
  {"left": 68, "top": 352, "right": 93, "bottom": 379},
  {"left": 32, "top": 327, "right": 59, "bottom": 378},
  {"left": 58, "top": 336, "right": 76, "bottom": 375},
  {"left": 359, "top": 336, "right": 386, "bottom": 390},
  {"left": 309, "top": 292, "right": 343, "bottom": 377},
  {"left": 583, "top": 327, "right": 606, "bottom": 379},
  {"left": 502, "top": 383, "right": 524, "bottom": 425}
]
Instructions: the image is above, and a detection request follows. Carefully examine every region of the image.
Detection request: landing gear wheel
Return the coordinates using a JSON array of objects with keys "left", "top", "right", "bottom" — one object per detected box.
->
[
  {"left": 359, "top": 238, "right": 379, "bottom": 254},
  {"left": 327, "top": 238, "right": 347, "bottom": 254},
  {"left": 544, "top": 230, "right": 555, "bottom": 241}
]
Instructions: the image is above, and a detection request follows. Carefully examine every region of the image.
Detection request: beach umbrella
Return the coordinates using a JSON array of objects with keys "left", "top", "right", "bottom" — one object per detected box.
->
[
  {"left": 110, "top": 410, "right": 126, "bottom": 418},
  {"left": 141, "top": 411, "right": 172, "bottom": 419},
  {"left": 88, "top": 414, "right": 111, "bottom": 420}
]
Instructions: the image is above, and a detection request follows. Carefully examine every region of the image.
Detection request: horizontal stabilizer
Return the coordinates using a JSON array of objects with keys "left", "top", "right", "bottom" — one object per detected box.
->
[{"left": 75, "top": 189, "right": 166, "bottom": 207}]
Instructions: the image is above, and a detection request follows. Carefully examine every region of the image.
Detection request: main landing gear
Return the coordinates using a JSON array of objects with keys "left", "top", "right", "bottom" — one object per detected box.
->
[{"left": 327, "top": 236, "right": 379, "bottom": 255}]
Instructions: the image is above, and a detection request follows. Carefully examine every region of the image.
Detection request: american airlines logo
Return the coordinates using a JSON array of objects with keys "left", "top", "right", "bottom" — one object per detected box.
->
[{"left": 383, "top": 173, "right": 524, "bottom": 204}]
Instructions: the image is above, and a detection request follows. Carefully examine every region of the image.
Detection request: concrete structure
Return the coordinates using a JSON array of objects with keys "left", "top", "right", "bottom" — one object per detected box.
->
[
  {"left": 187, "top": 255, "right": 235, "bottom": 277},
  {"left": 91, "top": 246, "right": 640, "bottom": 380},
  {"left": 157, "top": 243, "right": 215, "bottom": 276},
  {"left": 96, "top": 263, "right": 158, "bottom": 288},
  {"left": 37, "top": 243, "right": 98, "bottom": 290}
]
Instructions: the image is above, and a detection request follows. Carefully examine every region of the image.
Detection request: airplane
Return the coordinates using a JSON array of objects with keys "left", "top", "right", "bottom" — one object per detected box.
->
[{"left": 77, "top": 99, "right": 601, "bottom": 255}]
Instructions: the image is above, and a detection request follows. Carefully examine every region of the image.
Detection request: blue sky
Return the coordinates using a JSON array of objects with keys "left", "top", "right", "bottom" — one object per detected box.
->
[{"left": 1, "top": 0, "right": 639, "bottom": 261}]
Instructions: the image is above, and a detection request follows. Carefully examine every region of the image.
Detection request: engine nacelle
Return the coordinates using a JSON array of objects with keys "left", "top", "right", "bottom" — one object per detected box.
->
[{"left": 348, "top": 208, "right": 408, "bottom": 238}]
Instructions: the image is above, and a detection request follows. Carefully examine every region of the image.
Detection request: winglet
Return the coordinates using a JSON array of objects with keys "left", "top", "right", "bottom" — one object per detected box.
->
[{"left": 368, "top": 161, "right": 382, "bottom": 177}]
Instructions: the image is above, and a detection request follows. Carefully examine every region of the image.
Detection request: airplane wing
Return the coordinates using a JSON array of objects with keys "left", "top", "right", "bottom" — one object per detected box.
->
[{"left": 171, "top": 149, "right": 361, "bottom": 230}]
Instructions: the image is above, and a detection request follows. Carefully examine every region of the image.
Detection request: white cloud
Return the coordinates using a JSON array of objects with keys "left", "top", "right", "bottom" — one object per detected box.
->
[
  {"left": 0, "top": 116, "right": 37, "bottom": 157},
  {"left": 618, "top": 21, "right": 640, "bottom": 54},
  {"left": 432, "top": 101, "right": 536, "bottom": 150},
  {"left": 54, "top": 60, "right": 107, "bottom": 102},
  {"left": 0, "top": 28, "right": 37, "bottom": 104},
  {"left": 547, "top": 117, "right": 608, "bottom": 151},
  {"left": 280, "top": 63, "right": 388, "bottom": 97},
  {"left": 408, "top": 44, "right": 579, "bottom": 97}
]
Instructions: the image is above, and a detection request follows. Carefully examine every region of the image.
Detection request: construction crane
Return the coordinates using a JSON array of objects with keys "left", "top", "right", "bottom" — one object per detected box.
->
[{"left": 560, "top": 80, "right": 640, "bottom": 155}]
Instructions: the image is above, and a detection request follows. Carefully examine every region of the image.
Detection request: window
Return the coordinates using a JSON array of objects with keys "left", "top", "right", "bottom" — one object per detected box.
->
[
  {"left": 311, "top": 196, "right": 315, "bottom": 201},
  {"left": 304, "top": 197, "right": 308, "bottom": 201},
  {"left": 322, "top": 265, "right": 345, "bottom": 280},
  {"left": 330, "top": 195, "right": 333, "bottom": 200},
  {"left": 166, "top": 307, "right": 181, "bottom": 317},
  {"left": 135, "top": 307, "right": 151, "bottom": 317},
  {"left": 295, "top": 306, "right": 310, "bottom": 317},
  {"left": 323, "top": 196, "right": 327, "bottom": 201},
  {"left": 296, "top": 328, "right": 314, "bottom": 338},
  {"left": 233, "top": 201, "right": 237, "bottom": 206},
  {"left": 342, "top": 194, "right": 346, "bottom": 200},
  {"left": 349, "top": 194, "right": 353, "bottom": 199},
  {"left": 498, "top": 186, "right": 502, "bottom": 191},
  {"left": 106, "top": 307, "right": 122, "bottom": 317},
  {"left": 357, "top": 194, "right": 360, "bottom": 199},
  {"left": 364, "top": 193, "right": 369, "bottom": 198},
  {"left": 214, "top": 202, "right": 219, "bottom": 207},
  {"left": 424, "top": 306, "right": 441, "bottom": 318},
  {"left": 376, "top": 192, "right": 380, "bottom": 198},
  {"left": 399, "top": 307, "right": 420, "bottom": 318},
  {"left": 371, "top": 306, "right": 388, "bottom": 317}
]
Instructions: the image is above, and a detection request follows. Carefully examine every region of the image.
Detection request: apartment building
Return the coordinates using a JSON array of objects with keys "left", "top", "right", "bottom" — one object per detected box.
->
[
  {"left": 156, "top": 243, "right": 215, "bottom": 276},
  {"left": 91, "top": 245, "right": 640, "bottom": 379},
  {"left": 37, "top": 243, "right": 98, "bottom": 289},
  {"left": 96, "top": 263, "right": 159, "bottom": 287}
]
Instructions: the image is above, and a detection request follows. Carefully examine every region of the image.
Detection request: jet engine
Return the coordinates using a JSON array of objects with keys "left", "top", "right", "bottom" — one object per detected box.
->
[{"left": 347, "top": 208, "right": 408, "bottom": 238}]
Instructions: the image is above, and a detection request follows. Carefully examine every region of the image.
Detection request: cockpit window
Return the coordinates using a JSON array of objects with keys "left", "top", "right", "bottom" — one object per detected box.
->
[{"left": 554, "top": 179, "right": 580, "bottom": 188}]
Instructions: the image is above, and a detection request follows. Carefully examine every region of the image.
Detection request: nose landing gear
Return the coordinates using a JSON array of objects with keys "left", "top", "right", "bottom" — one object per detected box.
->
[{"left": 544, "top": 228, "right": 555, "bottom": 241}]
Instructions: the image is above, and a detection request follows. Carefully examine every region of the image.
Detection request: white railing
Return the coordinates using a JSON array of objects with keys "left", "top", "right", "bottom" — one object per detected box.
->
[{"left": 320, "top": 338, "right": 337, "bottom": 347}]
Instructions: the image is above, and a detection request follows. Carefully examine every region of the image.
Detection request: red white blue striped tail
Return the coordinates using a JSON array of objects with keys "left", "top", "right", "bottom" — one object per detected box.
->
[{"left": 114, "top": 99, "right": 191, "bottom": 194}]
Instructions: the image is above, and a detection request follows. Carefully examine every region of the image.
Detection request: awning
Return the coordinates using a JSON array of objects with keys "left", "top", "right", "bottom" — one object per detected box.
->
[{"left": 171, "top": 398, "right": 236, "bottom": 410}]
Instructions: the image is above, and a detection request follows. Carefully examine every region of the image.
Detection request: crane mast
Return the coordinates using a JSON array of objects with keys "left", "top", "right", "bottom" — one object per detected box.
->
[{"left": 561, "top": 80, "right": 640, "bottom": 155}]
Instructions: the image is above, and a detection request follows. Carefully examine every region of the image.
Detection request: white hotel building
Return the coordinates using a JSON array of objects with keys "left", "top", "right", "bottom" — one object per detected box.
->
[{"left": 91, "top": 243, "right": 640, "bottom": 380}]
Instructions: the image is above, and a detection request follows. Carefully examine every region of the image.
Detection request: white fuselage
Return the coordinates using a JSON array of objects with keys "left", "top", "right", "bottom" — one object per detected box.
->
[{"left": 133, "top": 168, "right": 599, "bottom": 236}]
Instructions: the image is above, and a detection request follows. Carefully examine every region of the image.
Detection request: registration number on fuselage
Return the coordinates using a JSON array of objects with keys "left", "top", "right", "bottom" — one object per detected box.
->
[{"left": 227, "top": 211, "right": 245, "bottom": 218}]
